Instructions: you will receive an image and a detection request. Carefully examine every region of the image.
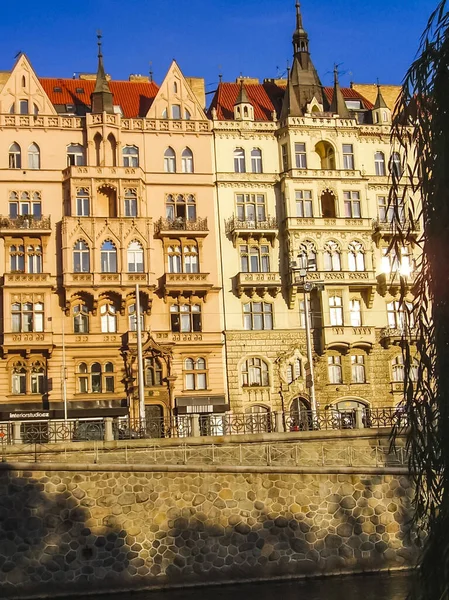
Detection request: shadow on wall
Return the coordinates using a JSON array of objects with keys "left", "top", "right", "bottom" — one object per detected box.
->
[{"left": 0, "top": 469, "right": 418, "bottom": 597}]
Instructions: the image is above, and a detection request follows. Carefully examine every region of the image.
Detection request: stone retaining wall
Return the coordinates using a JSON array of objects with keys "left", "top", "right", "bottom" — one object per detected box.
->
[{"left": 0, "top": 464, "right": 417, "bottom": 598}]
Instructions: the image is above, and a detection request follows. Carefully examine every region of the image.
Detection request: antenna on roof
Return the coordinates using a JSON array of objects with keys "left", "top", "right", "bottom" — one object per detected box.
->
[
  {"left": 14, "top": 51, "right": 22, "bottom": 59},
  {"left": 218, "top": 64, "right": 223, "bottom": 83},
  {"left": 149, "top": 61, "right": 153, "bottom": 83},
  {"left": 276, "top": 65, "right": 281, "bottom": 78}
]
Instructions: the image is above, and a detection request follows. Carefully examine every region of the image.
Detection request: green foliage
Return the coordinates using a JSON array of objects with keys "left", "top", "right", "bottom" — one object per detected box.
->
[{"left": 390, "top": 1, "right": 449, "bottom": 598}]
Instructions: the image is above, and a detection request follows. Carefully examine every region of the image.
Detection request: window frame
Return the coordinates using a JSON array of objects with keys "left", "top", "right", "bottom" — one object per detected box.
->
[
  {"left": 295, "top": 190, "right": 313, "bottom": 217},
  {"left": 295, "top": 143, "right": 307, "bottom": 169},
  {"left": 184, "top": 357, "right": 207, "bottom": 391},
  {"left": 243, "top": 302, "right": 273, "bottom": 331},
  {"left": 342, "top": 144, "right": 355, "bottom": 169}
]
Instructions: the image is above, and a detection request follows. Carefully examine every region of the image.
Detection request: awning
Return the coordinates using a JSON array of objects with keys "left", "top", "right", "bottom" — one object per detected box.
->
[{"left": 175, "top": 395, "right": 228, "bottom": 414}]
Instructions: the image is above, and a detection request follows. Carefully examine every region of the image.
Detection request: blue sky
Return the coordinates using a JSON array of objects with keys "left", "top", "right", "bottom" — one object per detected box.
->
[{"left": 0, "top": 0, "right": 437, "bottom": 94}]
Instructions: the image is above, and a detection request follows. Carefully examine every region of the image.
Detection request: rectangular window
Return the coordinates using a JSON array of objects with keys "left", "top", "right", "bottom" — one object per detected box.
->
[
  {"left": 236, "top": 194, "right": 267, "bottom": 223},
  {"left": 76, "top": 196, "right": 90, "bottom": 217},
  {"left": 328, "top": 356, "right": 342, "bottom": 384},
  {"left": 351, "top": 355, "right": 366, "bottom": 383},
  {"left": 295, "top": 190, "right": 313, "bottom": 217},
  {"left": 295, "top": 143, "right": 307, "bottom": 169},
  {"left": 342, "top": 144, "right": 354, "bottom": 169},
  {"left": 170, "top": 304, "right": 201, "bottom": 333},
  {"left": 281, "top": 145, "right": 288, "bottom": 171},
  {"left": 329, "top": 296, "right": 343, "bottom": 326},
  {"left": 349, "top": 299, "right": 362, "bottom": 327},
  {"left": 343, "top": 191, "right": 361, "bottom": 218},
  {"left": 11, "top": 302, "right": 44, "bottom": 333},
  {"left": 243, "top": 302, "right": 273, "bottom": 330}
]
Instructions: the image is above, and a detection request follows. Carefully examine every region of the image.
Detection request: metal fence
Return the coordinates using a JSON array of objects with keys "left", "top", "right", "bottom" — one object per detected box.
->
[{"left": 0, "top": 407, "right": 407, "bottom": 446}]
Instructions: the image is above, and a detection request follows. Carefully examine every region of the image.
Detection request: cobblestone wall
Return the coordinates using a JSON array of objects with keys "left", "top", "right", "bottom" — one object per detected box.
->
[{"left": 0, "top": 467, "right": 417, "bottom": 598}]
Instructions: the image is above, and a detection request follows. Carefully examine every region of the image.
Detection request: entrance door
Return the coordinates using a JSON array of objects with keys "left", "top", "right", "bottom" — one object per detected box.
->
[{"left": 145, "top": 405, "right": 164, "bottom": 438}]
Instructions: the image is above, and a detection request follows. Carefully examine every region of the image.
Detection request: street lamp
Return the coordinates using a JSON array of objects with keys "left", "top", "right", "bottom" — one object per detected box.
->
[{"left": 290, "top": 253, "right": 323, "bottom": 417}]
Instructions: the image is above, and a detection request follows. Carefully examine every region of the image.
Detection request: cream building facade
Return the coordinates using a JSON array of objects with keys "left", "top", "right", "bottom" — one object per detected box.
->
[
  {"left": 210, "top": 4, "right": 418, "bottom": 422},
  {"left": 0, "top": 7, "right": 416, "bottom": 426}
]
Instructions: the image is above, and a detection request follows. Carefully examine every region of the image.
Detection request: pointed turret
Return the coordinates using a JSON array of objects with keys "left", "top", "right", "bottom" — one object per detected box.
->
[
  {"left": 372, "top": 83, "right": 391, "bottom": 124},
  {"left": 280, "top": 1, "right": 325, "bottom": 118},
  {"left": 91, "top": 32, "right": 114, "bottom": 114},
  {"left": 329, "top": 65, "right": 349, "bottom": 118},
  {"left": 234, "top": 79, "right": 254, "bottom": 121}
]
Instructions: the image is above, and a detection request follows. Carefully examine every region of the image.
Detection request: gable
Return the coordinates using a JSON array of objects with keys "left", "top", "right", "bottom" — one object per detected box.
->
[
  {"left": 146, "top": 60, "right": 207, "bottom": 120},
  {"left": 0, "top": 54, "right": 56, "bottom": 116}
]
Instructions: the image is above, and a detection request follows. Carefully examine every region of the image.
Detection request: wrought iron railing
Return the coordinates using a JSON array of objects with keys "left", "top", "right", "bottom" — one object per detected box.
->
[
  {"left": 0, "top": 408, "right": 409, "bottom": 446},
  {"left": 154, "top": 217, "right": 208, "bottom": 234},
  {"left": 0, "top": 215, "right": 51, "bottom": 230},
  {"left": 372, "top": 218, "right": 420, "bottom": 233}
]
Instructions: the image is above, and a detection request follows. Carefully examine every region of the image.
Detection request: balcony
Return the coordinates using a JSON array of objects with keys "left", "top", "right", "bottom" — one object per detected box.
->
[
  {"left": 285, "top": 216, "right": 372, "bottom": 232},
  {"left": 322, "top": 325, "right": 376, "bottom": 351},
  {"left": 62, "top": 165, "right": 143, "bottom": 182},
  {"left": 0, "top": 215, "right": 51, "bottom": 236},
  {"left": 372, "top": 218, "right": 421, "bottom": 245},
  {"left": 236, "top": 272, "right": 282, "bottom": 297},
  {"left": 63, "top": 272, "right": 154, "bottom": 289},
  {"left": 3, "top": 273, "right": 55, "bottom": 288},
  {"left": 225, "top": 216, "right": 278, "bottom": 247},
  {"left": 160, "top": 272, "right": 214, "bottom": 298},
  {"left": 379, "top": 326, "right": 418, "bottom": 348},
  {"left": 2, "top": 331, "right": 54, "bottom": 353},
  {"left": 154, "top": 217, "right": 209, "bottom": 237},
  {"left": 152, "top": 331, "right": 224, "bottom": 345}
]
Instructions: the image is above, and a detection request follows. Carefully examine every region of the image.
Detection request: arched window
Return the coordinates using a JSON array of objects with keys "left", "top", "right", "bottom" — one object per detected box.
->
[
  {"left": 100, "top": 303, "right": 117, "bottom": 333},
  {"left": 19, "top": 100, "right": 29, "bottom": 115},
  {"left": 287, "top": 358, "right": 302, "bottom": 384},
  {"left": 9, "top": 143, "right": 21, "bottom": 169},
  {"left": 241, "top": 357, "right": 269, "bottom": 387},
  {"left": 28, "top": 143, "right": 40, "bottom": 169},
  {"left": 123, "top": 145, "right": 139, "bottom": 168},
  {"left": 184, "top": 108, "right": 191, "bottom": 120},
  {"left": 73, "top": 305, "right": 89, "bottom": 333},
  {"left": 165, "top": 193, "right": 196, "bottom": 221},
  {"left": 164, "top": 147, "right": 176, "bottom": 173},
  {"left": 127, "top": 240, "right": 144, "bottom": 272},
  {"left": 349, "top": 299, "right": 362, "bottom": 327},
  {"left": 12, "top": 361, "right": 27, "bottom": 394},
  {"left": 30, "top": 361, "right": 45, "bottom": 394},
  {"left": 374, "top": 151, "right": 386, "bottom": 176},
  {"left": 184, "top": 357, "right": 207, "bottom": 390},
  {"left": 234, "top": 148, "right": 246, "bottom": 173},
  {"left": 297, "top": 241, "right": 317, "bottom": 272},
  {"left": 167, "top": 244, "right": 182, "bottom": 273},
  {"left": 91, "top": 363, "right": 102, "bottom": 393},
  {"left": 391, "top": 355, "right": 404, "bottom": 382},
  {"left": 124, "top": 188, "right": 137, "bottom": 217},
  {"left": 67, "top": 144, "right": 85, "bottom": 166},
  {"left": 315, "top": 141, "right": 335, "bottom": 170},
  {"left": 320, "top": 190, "right": 336, "bottom": 218},
  {"left": 184, "top": 243, "right": 199, "bottom": 273},
  {"left": 73, "top": 240, "right": 90, "bottom": 273},
  {"left": 323, "top": 241, "right": 341, "bottom": 271},
  {"left": 348, "top": 241, "right": 365, "bottom": 271},
  {"left": 172, "top": 104, "right": 181, "bottom": 119},
  {"left": 181, "top": 148, "right": 194, "bottom": 173},
  {"left": 145, "top": 357, "right": 163, "bottom": 386},
  {"left": 77, "top": 362, "right": 88, "bottom": 393},
  {"left": 100, "top": 240, "right": 117, "bottom": 273},
  {"left": 94, "top": 133, "right": 102, "bottom": 166},
  {"left": 107, "top": 133, "right": 117, "bottom": 167},
  {"left": 27, "top": 244, "right": 42, "bottom": 273},
  {"left": 390, "top": 152, "right": 402, "bottom": 179},
  {"left": 251, "top": 148, "right": 263, "bottom": 173},
  {"left": 77, "top": 362, "right": 115, "bottom": 394},
  {"left": 10, "top": 245, "right": 25, "bottom": 272},
  {"left": 128, "top": 303, "right": 144, "bottom": 332}
]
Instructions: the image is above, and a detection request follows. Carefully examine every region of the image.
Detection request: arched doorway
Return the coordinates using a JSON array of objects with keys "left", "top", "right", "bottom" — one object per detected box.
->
[
  {"left": 145, "top": 404, "right": 165, "bottom": 438},
  {"left": 289, "top": 397, "right": 311, "bottom": 431},
  {"left": 315, "top": 141, "right": 336, "bottom": 169},
  {"left": 245, "top": 404, "right": 272, "bottom": 433},
  {"left": 320, "top": 190, "right": 337, "bottom": 218},
  {"left": 333, "top": 398, "right": 369, "bottom": 429}
]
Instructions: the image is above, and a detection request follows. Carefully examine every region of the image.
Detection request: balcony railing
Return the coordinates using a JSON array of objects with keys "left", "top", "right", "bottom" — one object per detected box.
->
[
  {"left": 372, "top": 218, "right": 421, "bottom": 234},
  {"left": 154, "top": 217, "right": 209, "bottom": 235},
  {"left": 0, "top": 215, "right": 51, "bottom": 231},
  {"left": 380, "top": 326, "right": 418, "bottom": 346},
  {"left": 161, "top": 272, "right": 213, "bottom": 296},
  {"left": 236, "top": 272, "right": 282, "bottom": 297},
  {"left": 225, "top": 216, "right": 278, "bottom": 235}
]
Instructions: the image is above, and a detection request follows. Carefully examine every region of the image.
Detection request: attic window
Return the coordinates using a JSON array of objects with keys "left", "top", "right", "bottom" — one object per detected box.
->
[
  {"left": 345, "top": 100, "right": 362, "bottom": 110},
  {"left": 53, "top": 86, "right": 62, "bottom": 93},
  {"left": 75, "top": 87, "right": 85, "bottom": 94},
  {"left": 66, "top": 104, "right": 75, "bottom": 112}
]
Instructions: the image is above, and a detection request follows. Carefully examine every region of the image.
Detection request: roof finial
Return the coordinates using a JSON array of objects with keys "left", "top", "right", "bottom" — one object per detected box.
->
[
  {"left": 295, "top": 1, "right": 303, "bottom": 31},
  {"left": 96, "top": 30, "right": 103, "bottom": 60},
  {"left": 149, "top": 60, "right": 153, "bottom": 83},
  {"left": 218, "top": 64, "right": 223, "bottom": 83}
]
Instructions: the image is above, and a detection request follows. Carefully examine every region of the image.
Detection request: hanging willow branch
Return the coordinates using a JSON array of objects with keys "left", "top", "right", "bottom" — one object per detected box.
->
[{"left": 390, "top": 2, "right": 449, "bottom": 598}]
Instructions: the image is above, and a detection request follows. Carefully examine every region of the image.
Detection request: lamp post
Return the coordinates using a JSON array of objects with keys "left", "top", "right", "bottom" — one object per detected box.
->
[{"left": 291, "top": 254, "right": 323, "bottom": 417}]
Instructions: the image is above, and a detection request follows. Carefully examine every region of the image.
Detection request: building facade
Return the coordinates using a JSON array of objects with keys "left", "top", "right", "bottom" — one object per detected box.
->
[{"left": 0, "top": 7, "right": 417, "bottom": 425}]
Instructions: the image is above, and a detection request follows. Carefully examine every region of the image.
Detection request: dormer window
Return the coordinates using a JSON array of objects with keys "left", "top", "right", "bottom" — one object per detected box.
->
[
  {"left": 76, "top": 87, "right": 85, "bottom": 94},
  {"left": 53, "top": 87, "right": 62, "bottom": 93}
]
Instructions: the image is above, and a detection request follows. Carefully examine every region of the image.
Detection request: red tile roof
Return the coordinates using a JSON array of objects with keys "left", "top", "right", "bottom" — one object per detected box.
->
[
  {"left": 324, "top": 87, "right": 374, "bottom": 110},
  {"left": 39, "top": 78, "right": 159, "bottom": 118},
  {"left": 209, "top": 82, "right": 373, "bottom": 120}
]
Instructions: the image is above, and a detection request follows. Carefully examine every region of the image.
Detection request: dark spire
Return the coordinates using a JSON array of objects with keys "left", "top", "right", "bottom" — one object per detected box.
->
[
  {"left": 235, "top": 79, "right": 251, "bottom": 105},
  {"left": 281, "top": 1, "right": 325, "bottom": 117},
  {"left": 329, "top": 64, "right": 349, "bottom": 117},
  {"left": 91, "top": 31, "right": 114, "bottom": 114},
  {"left": 373, "top": 82, "right": 388, "bottom": 109}
]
